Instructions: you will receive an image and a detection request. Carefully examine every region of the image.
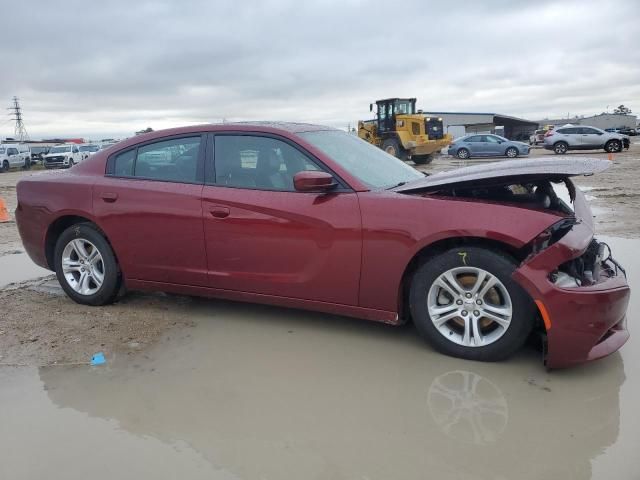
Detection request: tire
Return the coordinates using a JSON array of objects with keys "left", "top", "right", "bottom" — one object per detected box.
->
[
  {"left": 68, "top": 159, "right": 75, "bottom": 168},
  {"left": 382, "top": 138, "right": 408, "bottom": 161},
  {"left": 54, "top": 223, "right": 121, "bottom": 306},
  {"left": 553, "top": 142, "right": 568, "bottom": 154},
  {"left": 409, "top": 246, "right": 535, "bottom": 362},
  {"left": 1, "top": 160, "right": 9, "bottom": 173},
  {"left": 456, "top": 148, "right": 470, "bottom": 159},
  {"left": 605, "top": 139, "right": 622, "bottom": 153},
  {"left": 505, "top": 147, "right": 518, "bottom": 158},
  {"left": 412, "top": 154, "right": 433, "bottom": 165}
]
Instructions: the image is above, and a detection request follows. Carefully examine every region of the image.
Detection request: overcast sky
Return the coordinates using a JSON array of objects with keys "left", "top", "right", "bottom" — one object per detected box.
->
[{"left": 2, "top": 0, "right": 638, "bottom": 139}]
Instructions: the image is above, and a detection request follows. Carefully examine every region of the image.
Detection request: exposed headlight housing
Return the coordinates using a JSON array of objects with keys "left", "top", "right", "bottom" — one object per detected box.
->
[{"left": 396, "top": 120, "right": 404, "bottom": 127}]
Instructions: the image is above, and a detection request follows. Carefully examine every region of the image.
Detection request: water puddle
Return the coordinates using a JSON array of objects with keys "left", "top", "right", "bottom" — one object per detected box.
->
[
  {"left": 0, "top": 252, "right": 53, "bottom": 288},
  {"left": 0, "top": 237, "right": 638, "bottom": 479}
]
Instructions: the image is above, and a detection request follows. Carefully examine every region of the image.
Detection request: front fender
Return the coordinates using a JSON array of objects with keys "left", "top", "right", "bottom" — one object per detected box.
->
[{"left": 357, "top": 191, "right": 563, "bottom": 312}]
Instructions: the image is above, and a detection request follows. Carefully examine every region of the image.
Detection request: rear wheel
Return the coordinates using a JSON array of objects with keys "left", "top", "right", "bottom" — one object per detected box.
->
[
  {"left": 412, "top": 154, "right": 433, "bottom": 165},
  {"left": 605, "top": 139, "right": 622, "bottom": 153},
  {"left": 505, "top": 147, "right": 518, "bottom": 158},
  {"left": 54, "top": 223, "right": 121, "bottom": 306},
  {"left": 409, "top": 247, "right": 535, "bottom": 362},
  {"left": 553, "top": 142, "right": 568, "bottom": 154},
  {"left": 456, "top": 148, "right": 470, "bottom": 159},
  {"left": 382, "top": 138, "right": 408, "bottom": 161}
]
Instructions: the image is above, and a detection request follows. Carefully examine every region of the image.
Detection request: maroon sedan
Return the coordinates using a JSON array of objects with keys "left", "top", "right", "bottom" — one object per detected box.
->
[{"left": 15, "top": 123, "right": 630, "bottom": 368}]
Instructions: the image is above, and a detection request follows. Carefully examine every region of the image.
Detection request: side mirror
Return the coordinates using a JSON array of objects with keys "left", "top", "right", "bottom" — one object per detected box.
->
[
  {"left": 293, "top": 171, "right": 337, "bottom": 192},
  {"left": 369, "top": 103, "right": 373, "bottom": 112}
]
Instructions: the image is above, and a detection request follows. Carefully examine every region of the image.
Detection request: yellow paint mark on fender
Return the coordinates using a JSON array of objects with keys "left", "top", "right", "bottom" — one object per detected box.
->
[
  {"left": 535, "top": 300, "right": 552, "bottom": 331},
  {"left": 458, "top": 252, "right": 468, "bottom": 266}
]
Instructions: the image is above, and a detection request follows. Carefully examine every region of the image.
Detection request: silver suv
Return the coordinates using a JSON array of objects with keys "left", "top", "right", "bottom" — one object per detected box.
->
[{"left": 544, "top": 125, "right": 629, "bottom": 154}]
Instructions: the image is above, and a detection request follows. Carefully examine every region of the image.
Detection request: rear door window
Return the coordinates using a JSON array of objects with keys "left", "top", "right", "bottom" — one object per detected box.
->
[{"left": 111, "top": 136, "right": 203, "bottom": 183}]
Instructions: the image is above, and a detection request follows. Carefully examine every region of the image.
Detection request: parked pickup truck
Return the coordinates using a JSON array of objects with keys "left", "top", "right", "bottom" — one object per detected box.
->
[
  {"left": 0, "top": 143, "right": 31, "bottom": 172},
  {"left": 43, "top": 144, "right": 83, "bottom": 169}
]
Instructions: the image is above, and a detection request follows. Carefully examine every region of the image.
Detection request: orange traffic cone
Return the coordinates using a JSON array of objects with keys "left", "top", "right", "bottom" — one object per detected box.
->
[{"left": 0, "top": 197, "right": 9, "bottom": 222}]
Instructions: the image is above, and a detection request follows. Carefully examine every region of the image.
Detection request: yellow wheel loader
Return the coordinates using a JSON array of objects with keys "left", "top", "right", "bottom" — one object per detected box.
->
[{"left": 358, "top": 98, "right": 453, "bottom": 165}]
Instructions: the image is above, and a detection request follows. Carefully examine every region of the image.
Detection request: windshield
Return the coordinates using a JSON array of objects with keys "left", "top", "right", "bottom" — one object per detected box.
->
[
  {"left": 79, "top": 145, "right": 99, "bottom": 152},
  {"left": 298, "top": 130, "right": 423, "bottom": 189},
  {"left": 49, "top": 146, "right": 72, "bottom": 153}
]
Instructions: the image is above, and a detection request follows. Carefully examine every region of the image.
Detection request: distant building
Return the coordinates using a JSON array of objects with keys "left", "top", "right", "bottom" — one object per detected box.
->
[
  {"left": 537, "top": 113, "right": 637, "bottom": 130},
  {"left": 421, "top": 112, "right": 538, "bottom": 141}
]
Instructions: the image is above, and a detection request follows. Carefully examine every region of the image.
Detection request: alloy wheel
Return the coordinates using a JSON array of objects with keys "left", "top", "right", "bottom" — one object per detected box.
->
[
  {"left": 427, "top": 267, "right": 512, "bottom": 347},
  {"left": 554, "top": 143, "right": 567, "bottom": 154},
  {"left": 61, "top": 238, "right": 105, "bottom": 295},
  {"left": 607, "top": 141, "right": 620, "bottom": 153}
]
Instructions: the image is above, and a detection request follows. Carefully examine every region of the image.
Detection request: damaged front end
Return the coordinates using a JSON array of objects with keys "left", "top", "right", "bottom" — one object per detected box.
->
[{"left": 396, "top": 157, "right": 630, "bottom": 368}]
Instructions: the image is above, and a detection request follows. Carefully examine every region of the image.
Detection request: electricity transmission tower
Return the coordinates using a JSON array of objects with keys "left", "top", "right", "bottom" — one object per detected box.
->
[{"left": 8, "top": 96, "right": 29, "bottom": 141}]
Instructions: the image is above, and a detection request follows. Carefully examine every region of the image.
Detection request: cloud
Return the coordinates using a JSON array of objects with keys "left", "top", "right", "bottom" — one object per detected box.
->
[{"left": 1, "top": 0, "right": 638, "bottom": 139}]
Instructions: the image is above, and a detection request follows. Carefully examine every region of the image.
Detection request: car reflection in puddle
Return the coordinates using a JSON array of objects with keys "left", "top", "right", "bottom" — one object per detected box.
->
[{"left": 428, "top": 370, "right": 509, "bottom": 445}]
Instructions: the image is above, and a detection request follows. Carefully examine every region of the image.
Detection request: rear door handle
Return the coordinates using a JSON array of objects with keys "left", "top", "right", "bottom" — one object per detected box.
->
[
  {"left": 209, "top": 206, "right": 230, "bottom": 219},
  {"left": 100, "top": 192, "right": 118, "bottom": 203}
]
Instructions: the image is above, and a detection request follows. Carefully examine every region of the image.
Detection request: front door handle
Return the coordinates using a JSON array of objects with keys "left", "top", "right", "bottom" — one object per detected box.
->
[
  {"left": 209, "top": 206, "right": 230, "bottom": 219},
  {"left": 100, "top": 192, "right": 118, "bottom": 203}
]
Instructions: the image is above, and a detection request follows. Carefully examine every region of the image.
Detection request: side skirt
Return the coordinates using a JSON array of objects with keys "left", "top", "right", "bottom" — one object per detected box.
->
[{"left": 126, "top": 279, "right": 401, "bottom": 325}]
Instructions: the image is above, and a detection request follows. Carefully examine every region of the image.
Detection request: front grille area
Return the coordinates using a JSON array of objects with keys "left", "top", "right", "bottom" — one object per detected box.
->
[{"left": 46, "top": 156, "right": 65, "bottom": 164}]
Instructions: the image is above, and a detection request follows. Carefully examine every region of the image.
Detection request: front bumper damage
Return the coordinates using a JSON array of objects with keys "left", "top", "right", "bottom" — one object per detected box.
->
[{"left": 513, "top": 189, "right": 630, "bottom": 368}]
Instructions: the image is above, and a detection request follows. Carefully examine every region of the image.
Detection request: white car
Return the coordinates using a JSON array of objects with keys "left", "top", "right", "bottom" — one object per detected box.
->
[
  {"left": 78, "top": 144, "right": 100, "bottom": 160},
  {"left": 0, "top": 143, "right": 31, "bottom": 172},
  {"left": 43, "top": 144, "right": 83, "bottom": 169}
]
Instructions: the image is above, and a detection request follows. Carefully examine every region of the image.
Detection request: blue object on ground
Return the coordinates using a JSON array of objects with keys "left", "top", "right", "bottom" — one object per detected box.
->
[{"left": 90, "top": 352, "right": 106, "bottom": 366}]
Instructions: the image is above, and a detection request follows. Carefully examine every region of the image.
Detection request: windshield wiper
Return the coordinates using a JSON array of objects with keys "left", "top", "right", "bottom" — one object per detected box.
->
[{"left": 387, "top": 181, "right": 408, "bottom": 189}]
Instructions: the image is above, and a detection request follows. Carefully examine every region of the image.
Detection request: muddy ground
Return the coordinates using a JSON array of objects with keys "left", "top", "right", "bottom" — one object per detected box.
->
[{"left": 0, "top": 144, "right": 638, "bottom": 366}]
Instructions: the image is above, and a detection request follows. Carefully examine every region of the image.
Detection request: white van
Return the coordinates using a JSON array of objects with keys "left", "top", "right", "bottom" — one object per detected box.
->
[{"left": 0, "top": 143, "right": 31, "bottom": 172}]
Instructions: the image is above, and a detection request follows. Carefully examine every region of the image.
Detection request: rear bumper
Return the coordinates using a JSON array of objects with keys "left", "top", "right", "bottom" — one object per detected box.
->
[{"left": 15, "top": 203, "right": 51, "bottom": 270}]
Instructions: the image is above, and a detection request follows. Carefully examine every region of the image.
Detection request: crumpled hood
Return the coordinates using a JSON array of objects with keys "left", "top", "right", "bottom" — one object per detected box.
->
[{"left": 393, "top": 157, "right": 611, "bottom": 193}]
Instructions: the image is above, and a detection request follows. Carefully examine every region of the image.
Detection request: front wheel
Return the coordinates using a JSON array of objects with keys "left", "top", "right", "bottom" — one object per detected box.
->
[
  {"left": 409, "top": 247, "right": 535, "bottom": 362},
  {"left": 1, "top": 160, "right": 9, "bottom": 173},
  {"left": 605, "top": 140, "right": 622, "bottom": 153},
  {"left": 505, "top": 147, "right": 518, "bottom": 158},
  {"left": 54, "top": 223, "right": 121, "bottom": 306}
]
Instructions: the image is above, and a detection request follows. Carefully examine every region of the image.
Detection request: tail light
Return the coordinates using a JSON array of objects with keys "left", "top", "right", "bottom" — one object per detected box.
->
[{"left": 544, "top": 131, "right": 554, "bottom": 137}]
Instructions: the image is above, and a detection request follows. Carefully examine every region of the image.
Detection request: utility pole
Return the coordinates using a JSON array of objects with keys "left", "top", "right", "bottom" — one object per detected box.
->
[{"left": 8, "top": 96, "right": 29, "bottom": 142}]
